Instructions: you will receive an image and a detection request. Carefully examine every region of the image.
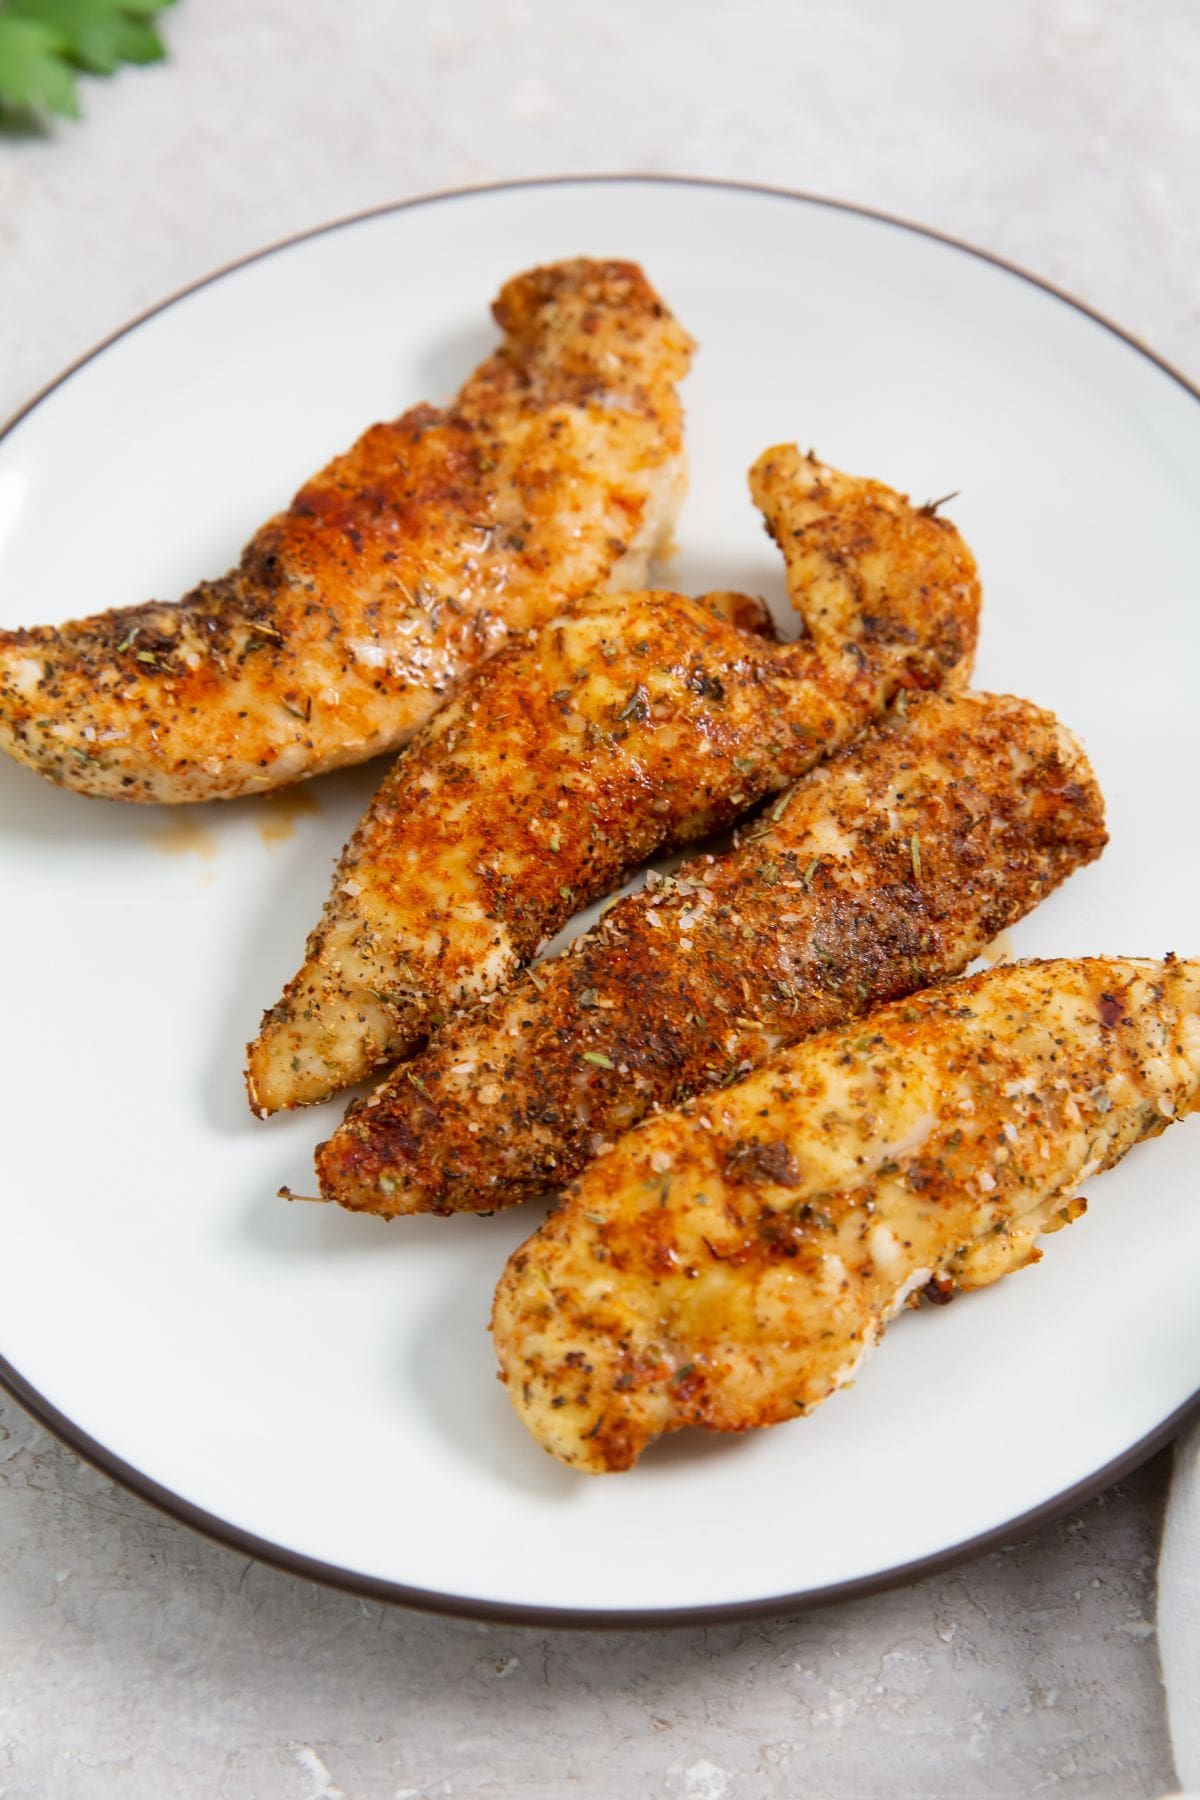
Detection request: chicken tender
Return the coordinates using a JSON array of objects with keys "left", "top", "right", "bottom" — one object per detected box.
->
[
  {"left": 493, "top": 957, "right": 1200, "bottom": 1471},
  {"left": 317, "top": 688, "right": 1105, "bottom": 1212},
  {"left": 251, "top": 448, "right": 980, "bottom": 1111},
  {"left": 0, "top": 260, "right": 692, "bottom": 802}
]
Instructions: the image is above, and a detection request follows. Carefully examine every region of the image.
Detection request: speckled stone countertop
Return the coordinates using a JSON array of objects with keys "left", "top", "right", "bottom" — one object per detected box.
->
[{"left": 1, "top": 4, "right": 1196, "bottom": 1795}]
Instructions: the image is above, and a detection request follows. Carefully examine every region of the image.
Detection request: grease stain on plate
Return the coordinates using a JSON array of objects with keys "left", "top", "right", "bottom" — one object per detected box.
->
[
  {"left": 982, "top": 930, "right": 1016, "bottom": 966},
  {"left": 146, "top": 783, "right": 320, "bottom": 864},
  {"left": 150, "top": 814, "right": 218, "bottom": 861},
  {"left": 257, "top": 784, "right": 320, "bottom": 847}
]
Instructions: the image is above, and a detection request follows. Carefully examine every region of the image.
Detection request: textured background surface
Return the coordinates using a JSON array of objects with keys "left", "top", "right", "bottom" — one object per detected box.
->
[
  {"left": 0, "top": 1406, "right": 1177, "bottom": 1799},
  {"left": 1, "top": 2, "right": 1197, "bottom": 1795}
]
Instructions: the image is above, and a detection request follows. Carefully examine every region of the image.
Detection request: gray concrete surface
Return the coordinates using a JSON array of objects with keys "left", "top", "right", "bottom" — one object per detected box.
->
[{"left": 0, "top": 1401, "right": 1177, "bottom": 1797}]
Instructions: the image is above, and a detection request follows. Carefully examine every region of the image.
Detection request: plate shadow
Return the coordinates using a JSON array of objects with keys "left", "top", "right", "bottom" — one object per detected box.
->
[{"left": 403, "top": 1223, "right": 582, "bottom": 1504}]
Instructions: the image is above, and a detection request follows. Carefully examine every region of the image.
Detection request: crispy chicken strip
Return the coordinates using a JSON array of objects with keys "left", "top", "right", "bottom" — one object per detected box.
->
[
  {"left": 0, "top": 260, "right": 692, "bottom": 802},
  {"left": 493, "top": 957, "right": 1200, "bottom": 1471},
  {"left": 249, "top": 449, "right": 980, "bottom": 1112},
  {"left": 317, "top": 688, "right": 1106, "bottom": 1211}
]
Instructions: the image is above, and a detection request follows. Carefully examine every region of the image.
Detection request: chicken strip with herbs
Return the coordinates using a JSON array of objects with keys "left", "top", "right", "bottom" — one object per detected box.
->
[
  {"left": 317, "top": 688, "right": 1105, "bottom": 1212},
  {"left": 493, "top": 956, "right": 1200, "bottom": 1472},
  {"left": 250, "top": 448, "right": 980, "bottom": 1112},
  {"left": 0, "top": 260, "right": 692, "bottom": 802}
]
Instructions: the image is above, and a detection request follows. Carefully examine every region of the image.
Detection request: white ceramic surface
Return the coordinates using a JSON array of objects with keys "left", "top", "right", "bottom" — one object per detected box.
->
[{"left": 1, "top": 178, "right": 1198, "bottom": 1621}]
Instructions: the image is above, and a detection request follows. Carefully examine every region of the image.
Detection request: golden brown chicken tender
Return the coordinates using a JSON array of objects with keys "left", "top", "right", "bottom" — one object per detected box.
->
[
  {"left": 317, "top": 687, "right": 1105, "bottom": 1212},
  {"left": 251, "top": 446, "right": 980, "bottom": 1111},
  {"left": 493, "top": 957, "right": 1200, "bottom": 1471},
  {"left": 0, "top": 260, "right": 692, "bottom": 802}
]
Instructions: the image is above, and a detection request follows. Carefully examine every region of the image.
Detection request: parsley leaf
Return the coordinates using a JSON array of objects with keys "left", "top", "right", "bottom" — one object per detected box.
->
[
  {"left": 0, "top": 0, "right": 175, "bottom": 122},
  {"left": 0, "top": 15, "right": 78, "bottom": 115}
]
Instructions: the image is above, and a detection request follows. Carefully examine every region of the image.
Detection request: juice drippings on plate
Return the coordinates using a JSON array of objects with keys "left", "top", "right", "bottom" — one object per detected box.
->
[
  {"left": 150, "top": 814, "right": 218, "bottom": 861},
  {"left": 257, "top": 784, "right": 320, "bottom": 848}
]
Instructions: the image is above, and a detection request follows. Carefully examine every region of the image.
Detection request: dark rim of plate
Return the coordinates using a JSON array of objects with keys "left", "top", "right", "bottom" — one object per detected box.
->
[{"left": 2, "top": 174, "right": 1199, "bottom": 1630}]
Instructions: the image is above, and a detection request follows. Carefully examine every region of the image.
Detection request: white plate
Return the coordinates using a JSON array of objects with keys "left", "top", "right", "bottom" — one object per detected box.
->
[{"left": 2, "top": 178, "right": 1199, "bottom": 1625}]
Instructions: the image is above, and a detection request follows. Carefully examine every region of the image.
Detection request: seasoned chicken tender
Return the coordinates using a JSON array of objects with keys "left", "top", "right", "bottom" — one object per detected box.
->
[
  {"left": 493, "top": 957, "right": 1200, "bottom": 1471},
  {"left": 249, "top": 588, "right": 778, "bottom": 1112},
  {"left": 317, "top": 688, "right": 1105, "bottom": 1212},
  {"left": 0, "top": 259, "right": 692, "bottom": 802},
  {"left": 251, "top": 449, "right": 980, "bottom": 1112},
  {"left": 749, "top": 444, "right": 972, "bottom": 677}
]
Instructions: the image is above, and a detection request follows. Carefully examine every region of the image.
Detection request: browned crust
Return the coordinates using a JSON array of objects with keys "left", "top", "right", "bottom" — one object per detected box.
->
[
  {"left": 0, "top": 260, "right": 692, "bottom": 801},
  {"left": 492, "top": 955, "right": 1200, "bottom": 1471},
  {"left": 749, "top": 445, "right": 978, "bottom": 685},
  {"left": 248, "top": 446, "right": 983, "bottom": 1112},
  {"left": 316, "top": 687, "right": 1107, "bottom": 1213}
]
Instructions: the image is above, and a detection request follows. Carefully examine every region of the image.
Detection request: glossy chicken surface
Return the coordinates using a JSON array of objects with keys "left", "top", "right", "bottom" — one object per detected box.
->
[
  {"left": 251, "top": 447, "right": 980, "bottom": 1111},
  {"left": 317, "top": 688, "right": 1105, "bottom": 1211},
  {"left": 0, "top": 260, "right": 692, "bottom": 801},
  {"left": 493, "top": 957, "right": 1200, "bottom": 1471}
]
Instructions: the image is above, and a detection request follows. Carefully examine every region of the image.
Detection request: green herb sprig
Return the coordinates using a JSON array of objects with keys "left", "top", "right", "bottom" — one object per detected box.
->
[{"left": 0, "top": 0, "right": 176, "bottom": 123}]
